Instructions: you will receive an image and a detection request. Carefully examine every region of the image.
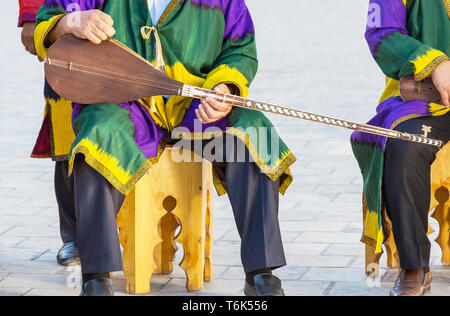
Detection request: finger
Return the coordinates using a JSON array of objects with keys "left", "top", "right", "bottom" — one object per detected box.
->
[
  {"left": 195, "top": 109, "right": 203, "bottom": 123},
  {"left": 73, "top": 30, "right": 88, "bottom": 40},
  {"left": 195, "top": 108, "right": 209, "bottom": 123},
  {"left": 214, "top": 85, "right": 229, "bottom": 94},
  {"left": 21, "top": 35, "right": 27, "bottom": 48},
  {"left": 200, "top": 102, "right": 218, "bottom": 121},
  {"left": 84, "top": 30, "right": 102, "bottom": 44},
  {"left": 205, "top": 97, "right": 231, "bottom": 112},
  {"left": 441, "top": 90, "right": 450, "bottom": 107},
  {"left": 98, "top": 11, "right": 114, "bottom": 26},
  {"left": 27, "top": 40, "right": 36, "bottom": 52},
  {"left": 96, "top": 20, "right": 116, "bottom": 37},
  {"left": 26, "top": 44, "right": 37, "bottom": 55},
  {"left": 198, "top": 104, "right": 213, "bottom": 123},
  {"left": 91, "top": 25, "right": 109, "bottom": 41}
]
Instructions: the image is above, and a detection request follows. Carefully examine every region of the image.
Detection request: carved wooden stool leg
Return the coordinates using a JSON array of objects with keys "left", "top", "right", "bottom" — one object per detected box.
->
[
  {"left": 118, "top": 175, "right": 167, "bottom": 294},
  {"left": 203, "top": 160, "right": 213, "bottom": 283},
  {"left": 432, "top": 186, "right": 450, "bottom": 266},
  {"left": 384, "top": 235, "right": 400, "bottom": 269},
  {"left": 174, "top": 185, "right": 206, "bottom": 291},
  {"left": 171, "top": 154, "right": 209, "bottom": 291},
  {"left": 365, "top": 244, "right": 383, "bottom": 277}
]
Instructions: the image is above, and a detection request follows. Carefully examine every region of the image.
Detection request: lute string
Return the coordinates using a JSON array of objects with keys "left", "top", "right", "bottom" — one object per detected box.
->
[{"left": 45, "top": 58, "right": 185, "bottom": 93}]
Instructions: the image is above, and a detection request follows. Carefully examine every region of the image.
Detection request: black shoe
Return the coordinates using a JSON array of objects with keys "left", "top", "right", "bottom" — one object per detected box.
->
[
  {"left": 244, "top": 273, "right": 285, "bottom": 296},
  {"left": 80, "top": 278, "right": 114, "bottom": 296},
  {"left": 56, "top": 242, "right": 80, "bottom": 266}
]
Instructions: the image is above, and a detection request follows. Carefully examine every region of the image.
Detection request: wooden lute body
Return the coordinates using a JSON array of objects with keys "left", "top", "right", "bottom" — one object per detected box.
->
[
  {"left": 399, "top": 76, "right": 442, "bottom": 104},
  {"left": 45, "top": 35, "right": 184, "bottom": 104}
]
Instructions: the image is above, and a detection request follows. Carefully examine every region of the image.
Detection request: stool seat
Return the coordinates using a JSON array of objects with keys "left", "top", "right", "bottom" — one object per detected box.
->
[{"left": 116, "top": 147, "right": 214, "bottom": 294}]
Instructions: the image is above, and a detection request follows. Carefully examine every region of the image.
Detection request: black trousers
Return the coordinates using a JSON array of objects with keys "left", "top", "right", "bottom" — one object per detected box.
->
[
  {"left": 55, "top": 136, "right": 286, "bottom": 274},
  {"left": 383, "top": 113, "right": 450, "bottom": 270}
]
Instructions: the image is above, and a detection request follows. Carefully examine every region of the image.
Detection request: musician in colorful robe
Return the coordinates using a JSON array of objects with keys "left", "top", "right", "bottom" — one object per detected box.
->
[
  {"left": 351, "top": 0, "right": 450, "bottom": 296},
  {"left": 35, "top": 0, "right": 296, "bottom": 296},
  {"left": 18, "top": 0, "right": 81, "bottom": 266}
]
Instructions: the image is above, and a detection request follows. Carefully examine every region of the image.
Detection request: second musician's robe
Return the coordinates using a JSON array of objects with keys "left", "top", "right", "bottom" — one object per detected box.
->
[{"left": 351, "top": 0, "right": 450, "bottom": 253}]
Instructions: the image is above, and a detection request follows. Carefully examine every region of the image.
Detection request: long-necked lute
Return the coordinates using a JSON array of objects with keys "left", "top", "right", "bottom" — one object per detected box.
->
[{"left": 44, "top": 35, "right": 444, "bottom": 148}]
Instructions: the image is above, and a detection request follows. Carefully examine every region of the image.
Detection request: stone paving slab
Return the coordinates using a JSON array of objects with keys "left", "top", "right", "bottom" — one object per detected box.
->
[
  {"left": 0, "top": 0, "right": 449, "bottom": 296},
  {"left": 0, "top": 288, "right": 31, "bottom": 296}
]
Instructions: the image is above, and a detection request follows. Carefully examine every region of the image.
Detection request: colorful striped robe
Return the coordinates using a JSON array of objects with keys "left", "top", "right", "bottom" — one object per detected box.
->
[
  {"left": 351, "top": 0, "right": 450, "bottom": 253},
  {"left": 34, "top": 0, "right": 296, "bottom": 196}
]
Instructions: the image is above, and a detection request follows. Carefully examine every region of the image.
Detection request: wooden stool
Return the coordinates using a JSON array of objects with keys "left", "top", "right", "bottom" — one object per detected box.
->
[
  {"left": 116, "top": 146, "right": 214, "bottom": 294},
  {"left": 365, "top": 143, "right": 450, "bottom": 275}
]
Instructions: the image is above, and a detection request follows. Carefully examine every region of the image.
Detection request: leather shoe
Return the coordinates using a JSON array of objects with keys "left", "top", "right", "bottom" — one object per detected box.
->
[
  {"left": 390, "top": 269, "right": 432, "bottom": 296},
  {"left": 80, "top": 278, "right": 114, "bottom": 296},
  {"left": 56, "top": 242, "right": 80, "bottom": 266},
  {"left": 244, "top": 273, "right": 285, "bottom": 296}
]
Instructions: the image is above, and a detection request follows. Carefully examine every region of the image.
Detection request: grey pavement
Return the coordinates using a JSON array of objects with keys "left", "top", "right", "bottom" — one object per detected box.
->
[{"left": 1, "top": 0, "right": 449, "bottom": 296}]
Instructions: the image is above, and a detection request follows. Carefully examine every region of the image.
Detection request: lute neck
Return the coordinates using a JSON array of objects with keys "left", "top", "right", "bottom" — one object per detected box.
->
[{"left": 179, "top": 84, "right": 443, "bottom": 148}]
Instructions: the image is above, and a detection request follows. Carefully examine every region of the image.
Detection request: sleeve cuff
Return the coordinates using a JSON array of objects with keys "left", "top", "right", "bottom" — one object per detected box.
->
[
  {"left": 18, "top": 13, "right": 36, "bottom": 27},
  {"left": 202, "top": 64, "right": 249, "bottom": 97},
  {"left": 413, "top": 49, "right": 449, "bottom": 81},
  {"left": 34, "top": 14, "right": 66, "bottom": 60},
  {"left": 225, "top": 84, "right": 241, "bottom": 96}
]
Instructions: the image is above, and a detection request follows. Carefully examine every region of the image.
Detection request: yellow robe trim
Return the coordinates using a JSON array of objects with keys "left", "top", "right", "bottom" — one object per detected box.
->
[
  {"left": 67, "top": 137, "right": 165, "bottom": 195},
  {"left": 361, "top": 195, "right": 385, "bottom": 254},
  {"left": 364, "top": 210, "right": 381, "bottom": 243},
  {"left": 68, "top": 138, "right": 132, "bottom": 185},
  {"left": 48, "top": 98, "right": 76, "bottom": 158},
  {"left": 203, "top": 64, "right": 249, "bottom": 97},
  {"left": 141, "top": 62, "right": 250, "bottom": 131},
  {"left": 430, "top": 102, "right": 450, "bottom": 116},
  {"left": 173, "top": 126, "right": 296, "bottom": 195},
  {"left": 34, "top": 14, "right": 66, "bottom": 60},
  {"left": 445, "top": 0, "right": 450, "bottom": 18},
  {"left": 379, "top": 77, "right": 400, "bottom": 104},
  {"left": 412, "top": 49, "right": 449, "bottom": 81},
  {"left": 375, "top": 228, "right": 384, "bottom": 254}
]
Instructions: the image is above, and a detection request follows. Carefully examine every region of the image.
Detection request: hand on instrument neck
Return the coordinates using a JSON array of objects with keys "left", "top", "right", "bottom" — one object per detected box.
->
[
  {"left": 47, "top": 10, "right": 116, "bottom": 47},
  {"left": 195, "top": 84, "right": 233, "bottom": 124},
  {"left": 431, "top": 60, "right": 450, "bottom": 108}
]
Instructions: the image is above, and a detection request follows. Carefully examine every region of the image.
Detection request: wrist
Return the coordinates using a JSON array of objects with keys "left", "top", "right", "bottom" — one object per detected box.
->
[
  {"left": 47, "top": 14, "right": 71, "bottom": 46},
  {"left": 57, "top": 14, "right": 71, "bottom": 36},
  {"left": 18, "top": 13, "right": 36, "bottom": 27},
  {"left": 432, "top": 60, "right": 450, "bottom": 78},
  {"left": 22, "top": 21, "right": 35, "bottom": 27}
]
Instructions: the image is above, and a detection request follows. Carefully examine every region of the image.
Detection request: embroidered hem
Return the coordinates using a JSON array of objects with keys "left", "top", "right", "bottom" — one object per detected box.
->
[
  {"left": 174, "top": 128, "right": 296, "bottom": 181},
  {"left": 414, "top": 55, "right": 449, "bottom": 81},
  {"left": 68, "top": 144, "right": 165, "bottom": 196}
]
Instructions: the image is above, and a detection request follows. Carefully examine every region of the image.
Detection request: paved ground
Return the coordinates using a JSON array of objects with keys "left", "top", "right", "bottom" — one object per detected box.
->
[{"left": 0, "top": 0, "right": 449, "bottom": 296}]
